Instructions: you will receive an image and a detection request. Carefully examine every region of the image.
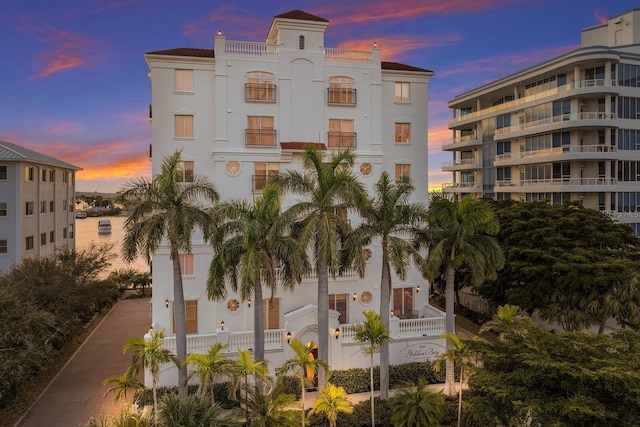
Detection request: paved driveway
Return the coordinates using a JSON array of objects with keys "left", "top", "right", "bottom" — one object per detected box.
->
[{"left": 16, "top": 298, "right": 151, "bottom": 427}]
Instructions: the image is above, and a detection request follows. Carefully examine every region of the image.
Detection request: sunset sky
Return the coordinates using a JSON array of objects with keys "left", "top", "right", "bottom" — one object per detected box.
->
[{"left": 1, "top": 0, "right": 637, "bottom": 193}]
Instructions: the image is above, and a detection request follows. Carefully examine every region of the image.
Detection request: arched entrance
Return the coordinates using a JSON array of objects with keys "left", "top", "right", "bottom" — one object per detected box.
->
[{"left": 305, "top": 342, "right": 319, "bottom": 390}]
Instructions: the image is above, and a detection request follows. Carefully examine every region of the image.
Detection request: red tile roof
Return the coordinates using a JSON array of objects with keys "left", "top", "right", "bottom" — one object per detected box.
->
[
  {"left": 274, "top": 10, "right": 329, "bottom": 22},
  {"left": 146, "top": 48, "right": 214, "bottom": 58},
  {"left": 382, "top": 61, "right": 433, "bottom": 73},
  {"left": 280, "top": 142, "right": 327, "bottom": 151}
]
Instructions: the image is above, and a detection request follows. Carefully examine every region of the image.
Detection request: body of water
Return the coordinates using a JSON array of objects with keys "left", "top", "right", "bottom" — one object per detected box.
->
[{"left": 75, "top": 215, "right": 149, "bottom": 274}]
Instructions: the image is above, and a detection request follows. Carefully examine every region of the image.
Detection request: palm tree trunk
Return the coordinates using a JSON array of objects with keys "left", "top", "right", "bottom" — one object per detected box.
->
[
  {"left": 254, "top": 279, "right": 265, "bottom": 362},
  {"left": 444, "top": 264, "right": 456, "bottom": 396},
  {"left": 598, "top": 319, "right": 607, "bottom": 334},
  {"left": 300, "top": 375, "right": 306, "bottom": 427},
  {"left": 379, "top": 257, "right": 391, "bottom": 400},
  {"left": 171, "top": 247, "right": 188, "bottom": 399},
  {"left": 370, "top": 354, "right": 375, "bottom": 427},
  {"left": 457, "top": 368, "right": 463, "bottom": 427},
  {"left": 317, "top": 256, "right": 329, "bottom": 389},
  {"left": 152, "top": 383, "right": 158, "bottom": 427}
]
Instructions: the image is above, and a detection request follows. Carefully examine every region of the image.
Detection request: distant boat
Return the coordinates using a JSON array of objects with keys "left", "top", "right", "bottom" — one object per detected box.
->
[
  {"left": 98, "top": 219, "right": 112, "bottom": 234},
  {"left": 75, "top": 211, "right": 87, "bottom": 219}
]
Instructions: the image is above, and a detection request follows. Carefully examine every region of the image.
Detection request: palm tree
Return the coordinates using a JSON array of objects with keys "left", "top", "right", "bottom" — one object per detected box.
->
[
  {"left": 275, "top": 146, "right": 368, "bottom": 387},
  {"left": 103, "top": 370, "right": 144, "bottom": 403},
  {"left": 278, "top": 339, "right": 329, "bottom": 427},
  {"left": 158, "top": 393, "right": 239, "bottom": 427},
  {"left": 231, "top": 349, "right": 270, "bottom": 415},
  {"left": 123, "top": 329, "right": 179, "bottom": 426},
  {"left": 346, "top": 172, "right": 426, "bottom": 399},
  {"left": 311, "top": 383, "right": 354, "bottom": 427},
  {"left": 117, "top": 149, "right": 219, "bottom": 398},
  {"left": 207, "top": 184, "right": 308, "bottom": 363},
  {"left": 184, "top": 342, "right": 234, "bottom": 405},
  {"left": 389, "top": 378, "right": 444, "bottom": 427},
  {"left": 435, "top": 332, "right": 479, "bottom": 427},
  {"left": 479, "top": 304, "right": 531, "bottom": 342},
  {"left": 351, "top": 310, "right": 392, "bottom": 427},
  {"left": 421, "top": 194, "right": 504, "bottom": 395},
  {"left": 240, "top": 382, "right": 299, "bottom": 427}
]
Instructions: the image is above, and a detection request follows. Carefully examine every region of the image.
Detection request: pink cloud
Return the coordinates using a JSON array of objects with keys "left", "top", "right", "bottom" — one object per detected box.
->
[
  {"left": 594, "top": 10, "right": 609, "bottom": 24},
  {"left": 337, "top": 33, "right": 462, "bottom": 62}
]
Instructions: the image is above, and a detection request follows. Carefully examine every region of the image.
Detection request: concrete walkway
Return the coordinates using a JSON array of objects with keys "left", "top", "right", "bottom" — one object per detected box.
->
[{"left": 16, "top": 298, "right": 151, "bottom": 427}]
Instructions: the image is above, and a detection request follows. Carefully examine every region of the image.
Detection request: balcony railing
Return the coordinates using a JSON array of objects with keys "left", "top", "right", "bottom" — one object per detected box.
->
[
  {"left": 246, "top": 129, "right": 277, "bottom": 147},
  {"left": 327, "top": 88, "right": 357, "bottom": 105},
  {"left": 496, "top": 178, "right": 618, "bottom": 187},
  {"left": 328, "top": 132, "right": 357, "bottom": 148},
  {"left": 225, "top": 40, "right": 279, "bottom": 56},
  {"left": 324, "top": 48, "right": 372, "bottom": 63},
  {"left": 341, "top": 316, "right": 445, "bottom": 343},
  {"left": 495, "top": 145, "right": 618, "bottom": 161},
  {"left": 442, "top": 182, "right": 478, "bottom": 188},
  {"left": 495, "top": 112, "right": 617, "bottom": 135},
  {"left": 441, "top": 158, "right": 480, "bottom": 168},
  {"left": 245, "top": 83, "right": 276, "bottom": 102},
  {"left": 441, "top": 134, "right": 480, "bottom": 148}
]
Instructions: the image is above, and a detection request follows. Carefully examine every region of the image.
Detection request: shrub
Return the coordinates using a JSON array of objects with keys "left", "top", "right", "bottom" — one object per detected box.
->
[{"left": 309, "top": 398, "right": 392, "bottom": 427}]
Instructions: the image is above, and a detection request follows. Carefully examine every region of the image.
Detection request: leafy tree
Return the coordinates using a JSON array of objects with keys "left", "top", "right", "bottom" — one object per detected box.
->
[
  {"left": 345, "top": 172, "right": 426, "bottom": 399},
  {"left": 311, "top": 383, "right": 354, "bottom": 427},
  {"left": 208, "top": 184, "right": 308, "bottom": 363},
  {"left": 420, "top": 194, "right": 504, "bottom": 394},
  {"left": 278, "top": 339, "right": 329, "bottom": 427},
  {"left": 389, "top": 378, "right": 444, "bottom": 427},
  {"left": 123, "top": 329, "right": 180, "bottom": 426},
  {"left": 466, "top": 325, "right": 640, "bottom": 426},
  {"left": 275, "top": 146, "right": 368, "bottom": 387},
  {"left": 351, "top": 310, "right": 392, "bottom": 427},
  {"left": 117, "top": 149, "right": 219, "bottom": 398},
  {"left": 158, "top": 393, "right": 239, "bottom": 427},
  {"left": 481, "top": 200, "right": 640, "bottom": 332},
  {"left": 240, "top": 382, "right": 299, "bottom": 427},
  {"left": 184, "top": 342, "right": 234, "bottom": 405}
]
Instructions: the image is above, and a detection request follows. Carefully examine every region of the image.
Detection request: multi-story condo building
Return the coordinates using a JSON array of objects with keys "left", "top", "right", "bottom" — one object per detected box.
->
[
  {"left": 445, "top": 8, "right": 640, "bottom": 234},
  {"left": 144, "top": 9, "right": 443, "bottom": 386},
  {"left": 0, "top": 140, "right": 80, "bottom": 272}
]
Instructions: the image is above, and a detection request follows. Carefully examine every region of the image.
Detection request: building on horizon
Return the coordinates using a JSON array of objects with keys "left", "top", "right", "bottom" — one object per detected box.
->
[
  {"left": 144, "top": 9, "right": 442, "bottom": 386},
  {"left": 0, "top": 140, "right": 81, "bottom": 272},
  {"left": 444, "top": 8, "right": 640, "bottom": 234}
]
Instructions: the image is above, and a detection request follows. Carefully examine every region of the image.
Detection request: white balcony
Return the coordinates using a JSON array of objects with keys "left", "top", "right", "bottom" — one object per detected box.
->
[
  {"left": 441, "top": 135, "right": 482, "bottom": 151},
  {"left": 441, "top": 158, "right": 482, "bottom": 171},
  {"left": 225, "top": 40, "right": 279, "bottom": 56},
  {"left": 494, "top": 145, "right": 618, "bottom": 165},
  {"left": 323, "top": 48, "right": 372, "bottom": 63},
  {"left": 442, "top": 182, "right": 483, "bottom": 193},
  {"left": 494, "top": 177, "right": 618, "bottom": 191},
  {"left": 494, "top": 112, "right": 618, "bottom": 141}
]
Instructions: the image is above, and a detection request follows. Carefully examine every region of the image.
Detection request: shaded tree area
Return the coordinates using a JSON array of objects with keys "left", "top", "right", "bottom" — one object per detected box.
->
[
  {"left": 465, "top": 319, "right": 640, "bottom": 426},
  {"left": 0, "top": 245, "right": 118, "bottom": 408},
  {"left": 478, "top": 200, "right": 640, "bottom": 331}
]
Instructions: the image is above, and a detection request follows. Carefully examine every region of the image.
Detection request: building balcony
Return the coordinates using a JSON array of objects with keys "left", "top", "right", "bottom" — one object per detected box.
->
[
  {"left": 327, "top": 87, "right": 357, "bottom": 105},
  {"left": 494, "top": 177, "right": 618, "bottom": 192},
  {"left": 245, "top": 83, "right": 277, "bottom": 102},
  {"left": 223, "top": 40, "right": 372, "bottom": 63},
  {"left": 246, "top": 129, "right": 277, "bottom": 147},
  {"left": 323, "top": 48, "right": 372, "bottom": 63},
  {"left": 441, "top": 135, "right": 482, "bottom": 151},
  {"left": 442, "top": 182, "right": 483, "bottom": 193},
  {"left": 328, "top": 132, "right": 357, "bottom": 148},
  {"left": 494, "top": 145, "right": 618, "bottom": 166},
  {"left": 494, "top": 112, "right": 618, "bottom": 141},
  {"left": 441, "top": 158, "right": 482, "bottom": 171}
]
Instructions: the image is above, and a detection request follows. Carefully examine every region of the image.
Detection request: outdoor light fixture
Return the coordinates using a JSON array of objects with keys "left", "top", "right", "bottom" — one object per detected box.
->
[
  {"left": 285, "top": 331, "right": 292, "bottom": 344},
  {"left": 353, "top": 292, "right": 357, "bottom": 301},
  {"left": 217, "top": 29, "right": 222, "bottom": 36},
  {"left": 416, "top": 285, "right": 421, "bottom": 293},
  {"left": 390, "top": 310, "right": 394, "bottom": 317},
  {"left": 373, "top": 41, "right": 377, "bottom": 48},
  {"left": 334, "top": 327, "right": 341, "bottom": 339},
  {"left": 220, "top": 321, "right": 225, "bottom": 330},
  {"left": 247, "top": 299, "right": 252, "bottom": 308},
  {"left": 165, "top": 298, "right": 169, "bottom": 308}
]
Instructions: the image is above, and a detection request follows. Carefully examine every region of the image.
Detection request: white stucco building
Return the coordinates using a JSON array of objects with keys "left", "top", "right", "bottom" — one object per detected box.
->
[
  {"left": 144, "top": 9, "right": 443, "bottom": 385},
  {"left": 445, "top": 8, "right": 640, "bottom": 234},
  {"left": 0, "top": 140, "right": 80, "bottom": 272}
]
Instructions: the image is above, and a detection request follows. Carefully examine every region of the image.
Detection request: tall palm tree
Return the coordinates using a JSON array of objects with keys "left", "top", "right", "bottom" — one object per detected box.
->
[
  {"left": 421, "top": 194, "right": 504, "bottom": 395},
  {"left": 123, "top": 330, "right": 179, "bottom": 426},
  {"left": 351, "top": 310, "right": 392, "bottom": 427},
  {"left": 207, "top": 184, "right": 309, "bottom": 363},
  {"left": 389, "top": 378, "right": 444, "bottom": 427},
  {"left": 117, "top": 149, "right": 219, "bottom": 398},
  {"left": 278, "top": 339, "right": 329, "bottom": 427},
  {"left": 275, "top": 146, "right": 368, "bottom": 386},
  {"left": 435, "top": 332, "right": 479, "bottom": 427},
  {"left": 184, "top": 342, "right": 234, "bottom": 405},
  {"left": 311, "top": 383, "right": 354, "bottom": 427},
  {"left": 346, "top": 172, "right": 426, "bottom": 399},
  {"left": 231, "top": 349, "right": 270, "bottom": 415}
]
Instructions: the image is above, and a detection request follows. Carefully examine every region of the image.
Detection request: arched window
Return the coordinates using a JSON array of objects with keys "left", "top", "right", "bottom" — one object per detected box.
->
[
  {"left": 299, "top": 35, "right": 305, "bottom": 50},
  {"left": 328, "top": 76, "right": 356, "bottom": 105},
  {"left": 246, "top": 71, "right": 275, "bottom": 101}
]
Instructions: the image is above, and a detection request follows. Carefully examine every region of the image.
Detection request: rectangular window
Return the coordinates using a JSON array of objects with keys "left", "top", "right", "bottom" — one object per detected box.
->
[
  {"left": 63, "top": 199, "right": 67, "bottom": 212},
  {"left": 178, "top": 253, "right": 194, "bottom": 275},
  {"left": 40, "top": 232, "right": 46, "bottom": 246},
  {"left": 177, "top": 161, "right": 194, "bottom": 182},
  {"left": 175, "top": 115, "right": 194, "bottom": 138},
  {"left": 253, "top": 163, "right": 279, "bottom": 192},
  {"left": 263, "top": 298, "right": 280, "bottom": 330},
  {"left": 26, "top": 236, "right": 34, "bottom": 251},
  {"left": 395, "top": 123, "right": 411, "bottom": 144},
  {"left": 175, "top": 69, "right": 193, "bottom": 92},
  {"left": 246, "top": 116, "right": 276, "bottom": 146},
  {"left": 0, "top": 239, "right": 6, "bottom": 254},
  {"left": 63, "top": 227, "right": 67, "bottom": 239},
  {"left": 25, "top": 167, "right": 34, "bottom": 181},
  {"left": 50, "top": 230, "right": 55, "bottom": 244},
  {"left": 25, "top": 201, "right": 34, "bottom": 216},
  {"left": 68, "top": 224, "right": 74, "bottom": 239},
  {"left": 329, "top": 293, "right": 348, "bottom": 324},
  {"left": 40, "top": 201, "right": 46, "bottom": 214},
  {"left": 49, "top": 201, "right": 55, "bottom": 213},
  {"left": 172, "top": 300, "right": 198, "bottom": 334},
  {"left": 328, "top": 119, "right": 356, "bottom": 147},
  {"left": 246, "top": 72, "right": 276, "bottom": 101},
  {"left": 63, "top": 171, "right": 69, "bottom": 184},
  {"left": 328, "top": 77, "right": 356, "bottom": 105},
  {"left": 49, "top": 169, "right": 55, "bottom": 182},
  {"left": 41, "top": 169, "right": 47, "bottom": 182},
  {"left": 0, "top": 165, "right": 6, "bottom": 180},
  {"left": 395, "top": 82, "right": 410, "bottom": 102},
  {"left": 393, "top": 287, "right": 415, "bottom": 318},
  {"left": 395, "top": 164, "right": 411, "bottom": 180},
  {"left": 496, "top": 114, "right": 511, "bottom": 129},
  {"left": 0, "top": 202, "right": 6, "bottom": 217}
]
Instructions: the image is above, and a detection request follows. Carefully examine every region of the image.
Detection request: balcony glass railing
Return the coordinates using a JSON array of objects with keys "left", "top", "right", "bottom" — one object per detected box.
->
[
  {"left": 441, "top": 134, "right": 480, "bottom": 148},
  {"left": 495, "top": 144, "right": 617, "bottom": 161},
  {"left": 495, "top": 112, "right": 617, "bottom": 135},
  {"left": 442, "top": 158, "right": 480, "bottom": 168},
  {"left": 495, "top": 178, "right": 618, "bottom": 187}
]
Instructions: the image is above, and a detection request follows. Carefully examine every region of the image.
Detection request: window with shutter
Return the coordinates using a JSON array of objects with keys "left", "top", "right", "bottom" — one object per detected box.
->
[{"left": 263, "top": 298, "right": 280, "bottom": 329}]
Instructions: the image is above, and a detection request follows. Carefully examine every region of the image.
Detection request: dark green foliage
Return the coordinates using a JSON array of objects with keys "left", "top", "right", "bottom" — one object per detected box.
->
[
  {"left": 309, "top": 398, "right": 391, "bottom": 427},
  {"left": 158, "top": 393, "right": 238, "bottom": 427},
  {"left": 0, "top": 245, "right": 117, "bottom": 409},
  {"left": 277, "top": 375, "right": 302, "bottom": 400},
  {"left": 135, "top": 383, "right": 239, "bottom": 409}
]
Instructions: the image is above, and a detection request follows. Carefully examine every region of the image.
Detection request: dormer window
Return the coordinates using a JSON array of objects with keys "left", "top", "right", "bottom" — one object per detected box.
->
[{"left": 299, "top": 35, "right": 305, "bottom": 50}]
